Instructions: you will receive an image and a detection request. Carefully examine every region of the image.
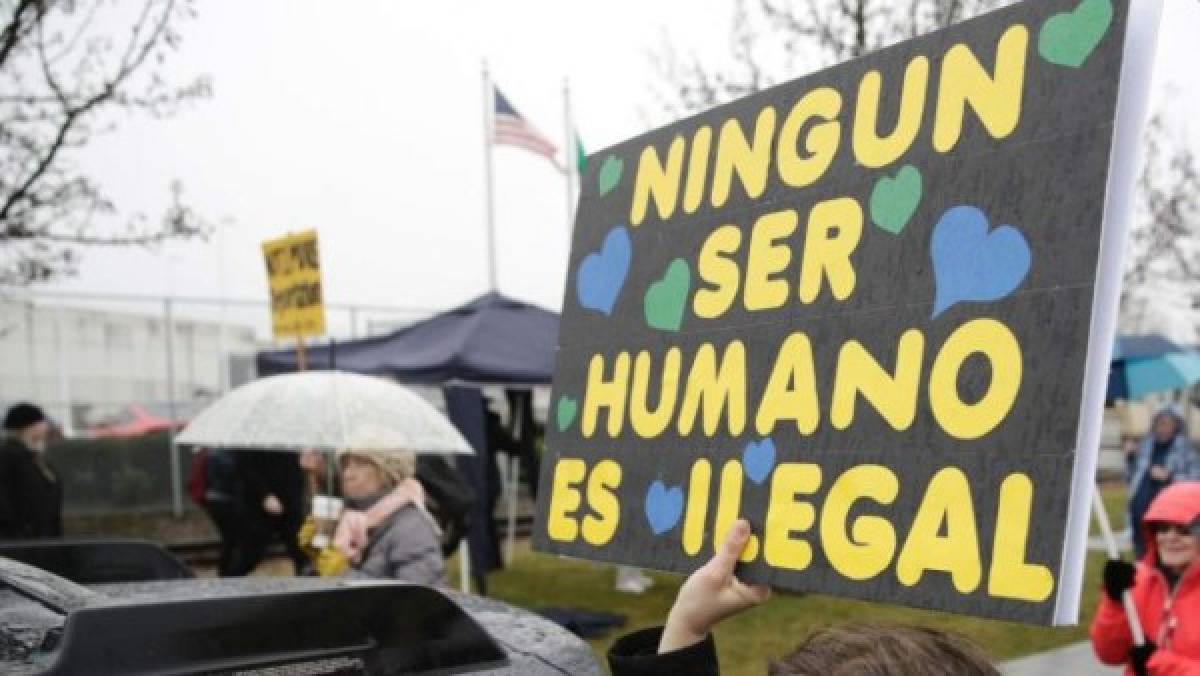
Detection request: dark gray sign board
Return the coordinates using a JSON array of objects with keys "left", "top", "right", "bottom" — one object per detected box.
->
[{"left": 535, "top": 0, "right": 1160, "bottom": 625}]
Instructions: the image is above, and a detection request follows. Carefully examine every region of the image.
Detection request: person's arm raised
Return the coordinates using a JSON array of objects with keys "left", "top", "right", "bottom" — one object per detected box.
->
[{"left": 659, "top": 519, "right": 771, "bottom": 654}]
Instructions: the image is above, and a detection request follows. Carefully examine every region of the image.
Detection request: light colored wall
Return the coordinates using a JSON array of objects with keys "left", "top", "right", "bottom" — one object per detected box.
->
[{"left": 0, "top": 299, "right": 259, "bottom": 432}]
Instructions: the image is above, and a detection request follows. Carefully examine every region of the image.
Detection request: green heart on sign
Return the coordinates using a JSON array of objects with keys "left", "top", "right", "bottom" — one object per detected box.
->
[
  {"left": 556, "top": 396, "right": 578, "bottom": 432},
  {"left": 644, "top": 258, "right": 691, "bottom": 333},
  {"left": 1038, "top": 0, "right": 1113, "bottom": 69},
  {"left": 869, "top": 164, "right": 922, "bottom": 235},
  {"left": 598, "top": 155, "right": 623, "bottom": 196}
]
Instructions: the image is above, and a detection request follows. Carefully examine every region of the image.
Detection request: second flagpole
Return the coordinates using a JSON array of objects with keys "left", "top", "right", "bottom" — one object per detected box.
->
[
  {"left": 481, "top": 61, "right": 498, "bottom": 292},
  {"left": 563, "top": 78, "right": 576, "bottom": 239}
]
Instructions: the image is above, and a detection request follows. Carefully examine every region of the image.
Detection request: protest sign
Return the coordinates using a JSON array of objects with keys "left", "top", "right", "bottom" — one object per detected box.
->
[
  {"left": 534, "top": 0, "right": 1160, "bottom": 624},
  {"left": 262, "top": 230, "right": 325, "bottom": 339}
]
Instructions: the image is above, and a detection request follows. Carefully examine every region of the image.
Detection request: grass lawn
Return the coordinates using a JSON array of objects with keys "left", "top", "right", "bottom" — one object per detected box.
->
[{"left": 463, "top": 483, "right": 1129, "bottom": 676}]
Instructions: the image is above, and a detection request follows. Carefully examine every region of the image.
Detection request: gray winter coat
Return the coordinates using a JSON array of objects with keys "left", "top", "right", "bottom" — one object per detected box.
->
[
  {"left": 347, "top": 503, "right": 446, "bottom": 586},
  {"left": 1127, "top": 407, "right": 1200, "bottom": 490}
]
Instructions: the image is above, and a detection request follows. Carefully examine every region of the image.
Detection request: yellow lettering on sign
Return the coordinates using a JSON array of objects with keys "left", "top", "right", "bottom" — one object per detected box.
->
[
  {"left": 896, "top": 467, "right": 982, "bottom": 593},
  {"left": 764, "top": 463, "right": 822, "bottom": 571},
  {"left": 854, "top": 57, "right": 930, "bottom": 168},
  {"left": 988, "top": 473, "right": 1054, "bottom": 602},
  {"left": 694, "top": 225, "right": 743, "bottom": 320},
  {"left": 744, "top": 210, "right": 800, "bottom": 312},
  {"left": 582, "top": 353, "right": 632, "bottom": 438},
  {"left": 582, "top": 460, "right": 623, "bottom": 546},
  {"left": 934, "top": 24, "right": 1029, "bottom": 153},
  {"left": 831, "top": 330, "right": 925, "bottom": 431},
  {"left": 821, "top": 465, "right": 899, "bottom": 581},
  {"left": 712, "top": 107, "right": 778, "bottom": 208},
  {"left": 929, "top": 318, "right": 1022, "bottom": 440},
  {"left": 683, "top": 459, "right": 713, "bottom": 556},
  {"left": 683, "top": 126, "right": 714, "bottom": 214},
  {"left": 262, "top": 230, "right": 325, "bottom": 338},
  {"left": 777, "top": 87, "right": 842, "bottom": 188},
  {"left": 714, "top": 460, "right": 759, "bottom": 562},
  {"left": 798, "top": 197, "right": 863, "bottom": 304},
  {"left": 630, "top": 348, "right": 682, "bottom": 439},
  {"left": 755, "top": 332, "right": 819, "bottom": 437},
  {"left": 631, "top": 136, "right": 686, "bottom": 226},
  {"left": 546, "top": 458, "right": 586, "bottom": 543},
  {"left": 677, "top": 342, "right": 747, "bottom": 437}
]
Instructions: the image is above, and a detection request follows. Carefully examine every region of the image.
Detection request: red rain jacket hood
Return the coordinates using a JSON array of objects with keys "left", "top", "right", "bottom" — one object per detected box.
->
[{"left": 1092, "top": 482, "right": 1200, "bottom": 674}]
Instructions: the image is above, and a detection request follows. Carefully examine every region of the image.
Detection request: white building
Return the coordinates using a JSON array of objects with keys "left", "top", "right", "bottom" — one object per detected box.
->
[{"left": 0, "top": 297, "right": 261, "bottom": 434}]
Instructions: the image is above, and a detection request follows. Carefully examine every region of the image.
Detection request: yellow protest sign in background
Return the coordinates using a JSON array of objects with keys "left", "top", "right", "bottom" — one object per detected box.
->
[{"left": 262, "top": 230, "right": 325, "bottom": 339}]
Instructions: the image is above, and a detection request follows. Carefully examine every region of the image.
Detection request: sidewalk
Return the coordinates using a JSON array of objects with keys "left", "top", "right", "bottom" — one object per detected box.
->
[
  {"left": 1001, "top": 642, "right": 1120, "bottom": 675},
  {"left": 1003, "top": 531, "right": 1128, "bottom": 674}
]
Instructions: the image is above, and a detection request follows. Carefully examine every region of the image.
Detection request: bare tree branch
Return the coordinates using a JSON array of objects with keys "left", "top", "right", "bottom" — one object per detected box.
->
[
  {"left": 0, "top": 0, "right": 40, "bottom": 71},
  {"left": 0, "top": 0, "right": 211, "bottom": 285},
  {"left": 648, "top": 0, "right": 1007, "bottom": 123}
]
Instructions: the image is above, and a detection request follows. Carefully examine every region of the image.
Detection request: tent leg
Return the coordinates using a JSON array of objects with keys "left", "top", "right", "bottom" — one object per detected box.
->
[
  {"left": 459, "top": 539, "right": 471, "bottom": 594},
  {"left": 506, "top": 455, "right": 519, "bottom": 563}
]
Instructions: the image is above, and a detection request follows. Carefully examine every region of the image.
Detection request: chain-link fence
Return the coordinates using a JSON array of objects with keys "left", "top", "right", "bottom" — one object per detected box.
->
[{"left": 1, "top": 290, "right": 438, "bottom": 516}]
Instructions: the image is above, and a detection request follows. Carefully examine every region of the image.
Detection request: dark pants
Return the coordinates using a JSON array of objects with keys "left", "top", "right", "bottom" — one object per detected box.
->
[
  {"left": 229, "top": 510, "right": 307, "bottom": 576},
  {"left": 204, "top": 499, "right": 242, "bottom": 577}
]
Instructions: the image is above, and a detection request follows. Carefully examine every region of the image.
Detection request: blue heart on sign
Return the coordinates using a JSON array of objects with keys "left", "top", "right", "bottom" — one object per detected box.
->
[
  {"left": 742, "top": 438, "right": 777, "bottom": 485},
  {"left": 931, "top": 206, "right": 1031, "bottom": 319},
  {"left": 644, "top": 480, "right": 684, "bottom": 536},
  {"left": 577, "top": 226, "right": 632, "bottom": 316}
]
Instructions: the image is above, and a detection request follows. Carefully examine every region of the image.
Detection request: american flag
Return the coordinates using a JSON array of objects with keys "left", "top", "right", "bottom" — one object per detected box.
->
[{"left": 493, "top": 87, "right": 561, "bottom": 169}]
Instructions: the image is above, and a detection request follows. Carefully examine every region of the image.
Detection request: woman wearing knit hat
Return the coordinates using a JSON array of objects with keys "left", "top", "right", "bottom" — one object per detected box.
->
[
  {"left": 298, "top": 426, "right": 445, "bottom": 585},
  {"left": 0, "top": 402, "right": 62, "bottom": 539}
]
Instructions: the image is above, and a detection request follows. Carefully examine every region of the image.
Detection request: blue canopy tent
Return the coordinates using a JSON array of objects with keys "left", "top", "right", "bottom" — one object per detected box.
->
[
  {"left": 257, "top": 292, "right": 558, "bottom": 592},
  {"left": 257, "top": 292, "right": 558, "bottom": 384}
]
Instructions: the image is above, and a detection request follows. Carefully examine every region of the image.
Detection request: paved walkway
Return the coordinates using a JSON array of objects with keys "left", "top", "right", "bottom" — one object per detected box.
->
[
  {"left": 1001, "top": 642, "right": 1120, "bottom": 674},
  {"left": 999, "top": 529, "right": 1129, "bottom": 674}
]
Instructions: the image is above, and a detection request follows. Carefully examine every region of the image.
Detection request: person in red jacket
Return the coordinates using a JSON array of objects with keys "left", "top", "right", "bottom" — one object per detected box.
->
[{"left": 1093, "top": 481, "right": 1200, "bottom": 675}]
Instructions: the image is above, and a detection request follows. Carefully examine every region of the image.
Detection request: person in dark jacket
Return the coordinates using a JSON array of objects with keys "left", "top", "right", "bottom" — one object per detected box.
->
[
  {"left": 0, "top": 403, "right": 63, "bottom": 539},
  {"left": 201, "top": 449, "right": 244, "bottom": 576},
  {"left": 1127, "top": 407, "right": 1200, "bottom": 558},
  {"left": 607, "top": 520, "right": 996, "bottom": 676},
  {"left": 229, "top": 449, "right": 309, "bottom": 575}
]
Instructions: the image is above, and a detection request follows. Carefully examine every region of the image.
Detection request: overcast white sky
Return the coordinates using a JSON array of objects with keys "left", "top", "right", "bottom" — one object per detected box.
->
[{"left": 31, "top": 0, "right": 1200, "bottom": 338}]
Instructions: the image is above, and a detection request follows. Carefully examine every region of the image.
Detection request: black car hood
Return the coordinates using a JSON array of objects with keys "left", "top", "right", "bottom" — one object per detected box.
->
[{"left": 0, "top": 574, "right": 601, "bottom": 675}]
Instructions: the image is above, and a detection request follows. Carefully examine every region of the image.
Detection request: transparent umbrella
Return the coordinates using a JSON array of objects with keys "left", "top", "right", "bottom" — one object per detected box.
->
[{"left": 176, "top": 371, "right": 472, "bottom": 455}]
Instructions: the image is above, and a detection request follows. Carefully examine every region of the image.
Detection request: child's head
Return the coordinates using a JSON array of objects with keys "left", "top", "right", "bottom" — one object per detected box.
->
[{"left": 768, "top": 624, "right": 997, "bottom": 676}]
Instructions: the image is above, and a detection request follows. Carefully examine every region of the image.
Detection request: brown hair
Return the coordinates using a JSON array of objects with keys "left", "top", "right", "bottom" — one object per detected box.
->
[{"left": 767, "top": 624, "right": 997, "bottom": 676}]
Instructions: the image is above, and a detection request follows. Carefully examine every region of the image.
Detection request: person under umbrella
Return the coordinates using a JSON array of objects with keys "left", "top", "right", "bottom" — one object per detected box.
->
[
  {"left": 230, "top": 449, "right": 309, "bottom": 576},
  {"left": 0, "top": 403, "right": 62, "bottom": 539},
  {"left": 176, "top": 372, "right": 471, "bottom": 582},
  {"left": 298, "top": 430, "right": 444, "bottom": 585}
]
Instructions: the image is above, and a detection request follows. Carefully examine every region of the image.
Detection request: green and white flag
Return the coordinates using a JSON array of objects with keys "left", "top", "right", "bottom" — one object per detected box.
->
[{"left": 575, "top": 133, "right": 587, "bottom": 175}]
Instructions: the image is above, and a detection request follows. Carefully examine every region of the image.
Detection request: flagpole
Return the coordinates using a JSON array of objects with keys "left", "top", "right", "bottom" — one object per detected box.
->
[
  {"left": 563, "top": 78, "right": 576, "bottom": 238},
  {"left": 482, "top": 61, "right": 498, "bottom": 292}
]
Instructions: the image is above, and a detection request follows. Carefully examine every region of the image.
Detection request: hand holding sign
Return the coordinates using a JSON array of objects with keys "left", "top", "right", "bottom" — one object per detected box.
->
[{"left": 660, "top": 520, "right": 771, "bottom": 654}]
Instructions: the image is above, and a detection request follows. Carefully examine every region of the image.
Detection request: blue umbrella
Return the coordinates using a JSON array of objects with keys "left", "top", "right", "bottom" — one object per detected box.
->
[{"left": 1108, "top": 334, "right": 1200, "bottom": 401}]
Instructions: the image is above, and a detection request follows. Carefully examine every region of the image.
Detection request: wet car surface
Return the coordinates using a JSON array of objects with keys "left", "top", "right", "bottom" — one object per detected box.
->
[{"left": 0, "top": 563, "right": 603, "bottom": 675}]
